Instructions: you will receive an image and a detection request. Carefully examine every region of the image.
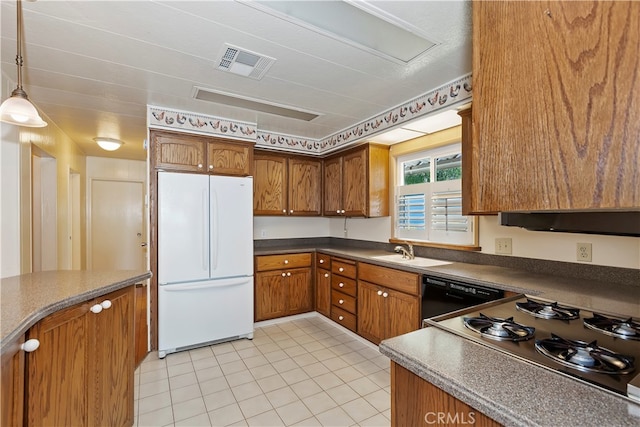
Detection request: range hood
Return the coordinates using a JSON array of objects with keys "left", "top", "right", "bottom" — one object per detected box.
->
[{"left": 499, "top": 211, "right": 640, "bottom": 237}]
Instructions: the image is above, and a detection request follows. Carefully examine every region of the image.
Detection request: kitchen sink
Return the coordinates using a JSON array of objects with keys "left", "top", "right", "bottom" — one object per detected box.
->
[{"left": 371, "top": 254, "right": 452, "bottom": 268}]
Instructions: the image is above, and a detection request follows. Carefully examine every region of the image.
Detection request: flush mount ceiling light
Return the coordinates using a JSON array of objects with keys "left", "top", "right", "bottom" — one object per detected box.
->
[
  {"left": 94, "top": 137, "right": 124, "bottom": 151},
  {"left": 246, "top": 1, "right": 437, "bottom": 63},
  {"left": 0, "top": 0, "right": 47, "bottom": 127}
]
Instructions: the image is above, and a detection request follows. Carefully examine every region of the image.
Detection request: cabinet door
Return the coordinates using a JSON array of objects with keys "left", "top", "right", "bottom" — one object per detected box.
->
[
  {"left": 357, "top": 281, "right": 385, "bottom": 345},
  {"left": 342, "top": 148, "right": 367, "bottom": 217},
  {"left": 1, "top": 336, "right": 24, "bottom": 427},
  {"left": 208, "top": 140, "right": 252, "bottom": 176},
  {"left": 472, "top": 1, "right": 640, "bottom": 211},
  {"left": 385, "top": 289, "right": 420, "bottom": 340},
  {"left": 255, "top": 271, "right": 287, "bottom": 321},
  {"left": 288, "top": 157, "right": 322, "bottom": 215},
  {"left": 91, "top": 287, "right": 135, "bottom": 427},
  {"left": 286, "top": 268, "right": 313, "bottom": 315},
  {"left": 26, "top": 302, "right": 91, "bottom": 426},
  {"left": 323, "top": 156, "right": 343, "bottom": 215},
  {"left": 152, "top": 131, "right": 207, "bottom": 172},
  {"left": 316, "top": 268, "right": 331, "bottom": 318},
  {"left": 254, "top": 154, "right": 287, "bottom": 215}
]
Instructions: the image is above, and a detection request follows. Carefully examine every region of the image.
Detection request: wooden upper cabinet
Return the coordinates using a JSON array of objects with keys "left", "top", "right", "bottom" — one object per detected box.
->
[
  {"left": 471, "top": 1, "right": 640, "bottom": 212},
  {"left": 288, "top": 157, "right": 322, "bottom": 215},
  {"left": 323, "top": 143, "right": 389, "bottom": 217},
  {"left": 207, "top": 140, "right": 252, "bottom": 176},
  {"left": 253, "top": 151, "right": 322, "bottom": 216},
  {"left": 153, "top": 131, "right": 207, "bottom": 172},
  {"left": 151, "top": 130, "right": 253, "bottom": 176}
]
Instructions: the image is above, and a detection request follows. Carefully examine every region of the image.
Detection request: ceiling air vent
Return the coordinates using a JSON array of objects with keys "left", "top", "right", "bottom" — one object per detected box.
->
[{"left": 216, "top": 44, "right": 276, "bottom": 80}]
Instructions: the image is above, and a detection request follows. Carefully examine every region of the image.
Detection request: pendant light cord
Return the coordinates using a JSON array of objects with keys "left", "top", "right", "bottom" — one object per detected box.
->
[{"left": 14, "top": 0, "right": 26, "bottom": 96}]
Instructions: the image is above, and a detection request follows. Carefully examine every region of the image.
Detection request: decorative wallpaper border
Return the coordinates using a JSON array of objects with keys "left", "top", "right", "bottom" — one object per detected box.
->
[
  {"left": 147, "top": 107, "right": 257, "bottom": 141},
  {"left": 147, "top": 73, "right": 472, "bottom": 155}
]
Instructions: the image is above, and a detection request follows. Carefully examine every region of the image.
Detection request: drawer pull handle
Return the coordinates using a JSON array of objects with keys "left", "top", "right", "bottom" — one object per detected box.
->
[
  {"left": 377, "top": 290, "right": 383, "bottom": 296},
  {"left": 284, "top": 260, "right": 289, "bottom": 264},
  {"left": 324, "top": 273, "right": 329, "bottom": 278},
  {"left": 339, "top": 267, "right": 344, "bottom": 272},
  {"left": 339, "top": 315, "right": 344, "bottom": 321},
  {"left": 339, "top": 283, "right": 344, "bottom": 288},
  {"left": 339, "top": 299, "right": 344, "bottom": 304},
  {"left": 21, "top": 339, "right": 40, "bottom": 353}
]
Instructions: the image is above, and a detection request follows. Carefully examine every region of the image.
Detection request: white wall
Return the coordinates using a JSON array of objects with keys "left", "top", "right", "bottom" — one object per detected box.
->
[
  {"left": 254, "top": 216, "right": 330, "bottom": 240},
  {"left": 1, "top": 123, "right": 21, "bottom": 278}
]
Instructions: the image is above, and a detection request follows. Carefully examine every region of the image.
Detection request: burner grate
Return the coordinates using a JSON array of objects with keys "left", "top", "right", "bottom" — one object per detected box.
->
[
  {"left": 516, "top": 298, "right": 580, "bottom": 320},
  {"left": 463, "top": 314, "right": 535, "bottom": 341},
  {"left": 584, "top": 314, "right": 640, "bottom": 341}
]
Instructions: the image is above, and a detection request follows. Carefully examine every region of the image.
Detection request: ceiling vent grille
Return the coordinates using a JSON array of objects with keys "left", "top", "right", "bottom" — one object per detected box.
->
[{"left": 216, "top": 44, "right": 276, "bottom": 80}]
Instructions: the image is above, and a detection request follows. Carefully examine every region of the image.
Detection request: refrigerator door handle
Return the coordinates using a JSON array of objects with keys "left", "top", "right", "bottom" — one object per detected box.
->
[
  {"left": 202, "top": 188, "right": 208, "bottom": 271},
  {"left": 160, "top": 277, "right": 250, "bottom": 291},
  {"left": 211, "top": 187, "right": 219, "bottom": 270}
]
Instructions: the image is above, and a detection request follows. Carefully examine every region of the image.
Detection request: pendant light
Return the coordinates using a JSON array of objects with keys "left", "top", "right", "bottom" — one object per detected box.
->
[{"left": 0, "top": 0, "right": 47, "bottom": 127}]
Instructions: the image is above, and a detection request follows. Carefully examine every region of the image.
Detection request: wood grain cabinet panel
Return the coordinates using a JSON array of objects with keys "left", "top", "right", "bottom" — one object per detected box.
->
[
  {"left": 1, "top": 336, "right": 25, "bottom": 427},
  {"left": 315, "top": 253, "right": 331, "bottom": 318},
  {"left": 254, "top": 253, "right": 313, "bottom": 321},
  {"left": 25, "top": 286, "right": 135, "bottom": 427},
  {"left": 151, "top": 130, "right": 253, "bottom": 176},
  {"left": 391, "top": 362, "right": 501, "bottom": 427},
  {"left": 253, "top": 152, "right": 321, "bottom": 216},
  {"left": 471, "top": 1, "right": 640, "bottom": 212},
  {"left": 207, "top": 140, "right": 252, "bottom": 176},
  {"left": 357, "top": 263, "right": 420, "bottom": 345},
  {"left": 322, "top": 144, "right": 389, "bottom": 217}
]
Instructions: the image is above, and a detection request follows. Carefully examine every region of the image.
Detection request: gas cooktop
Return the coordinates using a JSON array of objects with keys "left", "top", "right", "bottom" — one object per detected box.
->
[{"left": 427, "top": 296, "right": 640, "bottom": 403}]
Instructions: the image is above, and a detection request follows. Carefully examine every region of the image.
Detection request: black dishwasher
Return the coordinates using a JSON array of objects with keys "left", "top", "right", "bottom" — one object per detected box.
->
[{"left": 421, "top": 275, "right": 504, "bottom": 322}]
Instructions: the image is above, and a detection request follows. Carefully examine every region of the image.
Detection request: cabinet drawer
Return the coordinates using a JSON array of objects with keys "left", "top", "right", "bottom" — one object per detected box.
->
[
  {"left": 331, "top": 291, "right": 356, "bottom": 314},
  {"left": 331, "top": 275, "right": 356, "bottom": 297},
  {"left": 256, "top": 253, "right": 312, "bottom": 271},
  {"left": 331, "top": 259, "right": 356, "bottom": 279},
  {"left": 358, "top": 262, "right": 420, "bottom": 295},
  {"left": 316, "top": 253, "right": 331, "bottom": 269},
  {"left": 331, "top": 306, "right": 357, "bottom": 333}
]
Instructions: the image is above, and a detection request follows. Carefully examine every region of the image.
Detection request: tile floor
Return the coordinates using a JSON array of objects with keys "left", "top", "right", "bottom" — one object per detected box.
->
[{"left": 134, "top": 314, "right": 391, "bottom": 427}]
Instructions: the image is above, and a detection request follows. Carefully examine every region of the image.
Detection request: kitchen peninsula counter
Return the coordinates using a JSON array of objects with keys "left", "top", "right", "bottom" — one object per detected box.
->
[{"left": 0, "top": 270, "right": 151, "bottom": 354}]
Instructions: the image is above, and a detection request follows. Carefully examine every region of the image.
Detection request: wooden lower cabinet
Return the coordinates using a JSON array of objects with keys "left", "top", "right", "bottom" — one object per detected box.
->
[
  {"left": 255, "top": 263, "right": 313, "bottom": 321},
  {"left": 315, "top": 256, "right": 331, "bottom": 318},
  {"left": 1, "top": 336, "right": 25, "bottom": 427},
  {"left": 391, "top": 362, "right": 501, "bottom": 427},
  {"left": 25, "top": 286, "right": 135, "bottom": 427}
]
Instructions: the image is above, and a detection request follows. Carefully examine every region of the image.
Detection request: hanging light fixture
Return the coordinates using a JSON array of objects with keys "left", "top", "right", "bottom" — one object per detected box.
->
[
  {"left": 0, "top": 0, "right": 47, "bottom": 127},
  {"left": 94, "top": 137, "right": 124, "bottom": 151}
]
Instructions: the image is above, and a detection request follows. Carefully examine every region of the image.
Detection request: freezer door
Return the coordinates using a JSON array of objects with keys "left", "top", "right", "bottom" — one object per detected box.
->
[
  {"left": 158, "top": 172, "right": 210, "bottom": 284},
  {"left": 158, "top": 277, "right": 254, "bottom": 354},
  {"left": 210, "top": 175, "right": 254, "bottom": 278}
]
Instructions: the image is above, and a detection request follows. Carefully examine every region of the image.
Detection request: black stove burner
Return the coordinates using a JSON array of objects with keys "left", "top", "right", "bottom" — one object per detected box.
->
[
  {"left": 463, "top": 314, "right": 535, "bottom": 342},
  {"left": 535, "top": 334, "right": 635, "bottom": 374},
  {"left": 584, "top": 314, "right": 640, "bottom": 341},
  {"left": 515, "top": 298, "right": 580, "bottom": 320}
]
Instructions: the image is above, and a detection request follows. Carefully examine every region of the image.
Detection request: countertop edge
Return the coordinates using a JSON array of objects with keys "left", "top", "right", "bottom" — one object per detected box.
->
[{"left": 1, "top": 271, "right": 151, "bottom": 354}]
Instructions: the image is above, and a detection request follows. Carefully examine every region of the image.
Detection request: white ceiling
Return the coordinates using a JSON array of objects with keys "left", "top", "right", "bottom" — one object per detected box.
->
[{"left": 1, "top": 0, "right": 471, "bottom": 160}]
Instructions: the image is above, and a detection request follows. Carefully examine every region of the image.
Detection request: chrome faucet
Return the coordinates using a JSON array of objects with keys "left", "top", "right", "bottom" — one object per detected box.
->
[{"left": 394, "top": 242, "right": 415, "bottom": 259}]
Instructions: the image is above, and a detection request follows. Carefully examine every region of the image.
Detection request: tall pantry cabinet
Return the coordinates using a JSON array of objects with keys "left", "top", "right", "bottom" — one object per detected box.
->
[{"left": 470, "top": 1, "right": 639, "bottom": 213}]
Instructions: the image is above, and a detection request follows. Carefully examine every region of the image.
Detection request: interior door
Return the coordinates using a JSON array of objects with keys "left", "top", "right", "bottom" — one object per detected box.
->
[{"left": 90, "top": 179, "right": 145, "bottom": 271}]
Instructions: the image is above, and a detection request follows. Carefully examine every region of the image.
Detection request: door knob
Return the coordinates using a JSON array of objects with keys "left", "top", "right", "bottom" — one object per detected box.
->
[
  {"left": 21, "top": 339, "right": 40, "bottom": 352},
  {"left": 141, "top": 242, "right": 147, "bottom": 247}
]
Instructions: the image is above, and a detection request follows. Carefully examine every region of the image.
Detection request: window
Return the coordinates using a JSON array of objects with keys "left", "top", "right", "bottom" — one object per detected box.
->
[{"left": 395, "top": 143, "right": 474, "bottom": 245}]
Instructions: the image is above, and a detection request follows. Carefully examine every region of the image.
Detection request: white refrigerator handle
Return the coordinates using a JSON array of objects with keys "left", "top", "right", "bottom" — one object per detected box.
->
[
  {"left": 211, "top": 187, "right": 219, "bottom": 270},
  {"left": 202, "top": 188, "right": 207, "bottom": 271},
  {"left": 160, "top": 277, "right": 250, "bottom": 291}
]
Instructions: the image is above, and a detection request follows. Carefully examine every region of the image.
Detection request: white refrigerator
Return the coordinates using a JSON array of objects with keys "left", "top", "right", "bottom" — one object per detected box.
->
[{"left": 157, "top": 172, "right": 254, "bottom": 358}]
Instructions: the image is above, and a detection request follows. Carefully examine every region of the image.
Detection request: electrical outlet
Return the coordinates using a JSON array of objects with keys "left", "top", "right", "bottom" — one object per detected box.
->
[
  {"left": 577, "top": 242, "right": 592, "bottom": 262},
  {"left": 495, "top": 238, "right": 512, "bottom": 255}
]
